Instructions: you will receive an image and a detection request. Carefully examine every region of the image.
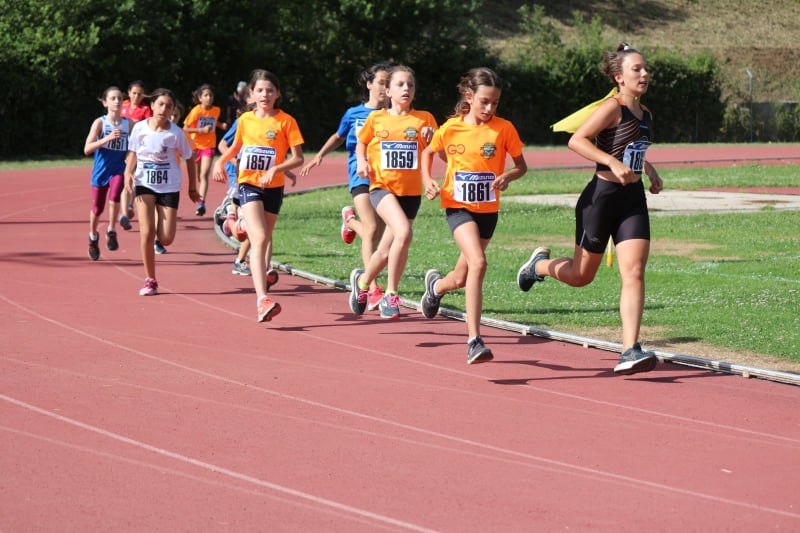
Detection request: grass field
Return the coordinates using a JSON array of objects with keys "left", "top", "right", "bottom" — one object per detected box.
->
[{"left": 270, "top": 163, "right": 799, "bottom": 371}]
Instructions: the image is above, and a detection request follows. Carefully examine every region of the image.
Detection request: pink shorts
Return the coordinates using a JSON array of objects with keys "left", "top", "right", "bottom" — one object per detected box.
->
[{"left": 195, "top": 147, "right": 215, "bottom": 161}]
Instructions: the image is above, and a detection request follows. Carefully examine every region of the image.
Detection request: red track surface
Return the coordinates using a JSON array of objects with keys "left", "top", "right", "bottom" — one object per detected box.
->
[{"left": 2, "top": 145, "right": 799, "bottom": 531}]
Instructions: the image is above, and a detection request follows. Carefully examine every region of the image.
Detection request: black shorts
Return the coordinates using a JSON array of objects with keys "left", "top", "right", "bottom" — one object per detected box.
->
[
  {"left": 575, "top": 176, "right": 650, "bottom": 253},
  {"left": 369, "top": 188, "right": 421, "bottom": 220},
  {"left": 350, "top": 184, "right": 369, "bottom": 199},
  {"left": 445, "top": 208, "right": 498, "bottom": 240},
  {"left": 135, "top": 186, "right": 180, "bottom": 209},
  {"left": 239, "top": 183, "right": 284, "bottom": 215}
]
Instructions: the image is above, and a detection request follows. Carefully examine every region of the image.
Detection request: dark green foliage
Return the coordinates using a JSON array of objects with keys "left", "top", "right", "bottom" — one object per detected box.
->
[{"left": 0, "top": 0, "right": 774, "bottom": 158}]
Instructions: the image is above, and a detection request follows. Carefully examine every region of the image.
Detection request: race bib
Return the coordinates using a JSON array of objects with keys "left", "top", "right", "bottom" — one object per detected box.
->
[
  {"left": 380, "top": 141, "right": 417, "bottom": 170},
  {"left": 453, "top": 171, "right": 496, "bottom": 203},
  {"left": 105, "top": 131, "right": 127, "bottom": 151},
  {"left": 241, "top": 146, "right": 276, "bottom": 171},
  {"left": 142, "top": 162, "right": 172, "bottom": 185},
  {"left": 198, "top": 116, "right": 216, "bottom": 131},
  {"left": 622, "top": 140, "right": 652, "bottom": 173}
]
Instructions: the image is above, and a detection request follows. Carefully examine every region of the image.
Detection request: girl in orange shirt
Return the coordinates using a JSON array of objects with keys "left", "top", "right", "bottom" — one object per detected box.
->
[
  {"left": 420, "top": 67, "right": 527, "bottom": 363},
  {"left": 213, "top": 69, "right": 304, "bottom": 323},
  {"left": 184, "top": 83, "right": 228, "bottom": 217},
  {"left": 348, "top": 65, "right": 437, "bottom": 320}
]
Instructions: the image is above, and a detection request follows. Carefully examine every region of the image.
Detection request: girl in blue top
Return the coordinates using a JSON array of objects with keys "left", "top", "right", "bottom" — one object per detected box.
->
[
  {"left": 300, "top": 61, "right": 393, "bottom": 310},
  {"left": 83, "top": 86, "right": 130, "bottom": 261}
]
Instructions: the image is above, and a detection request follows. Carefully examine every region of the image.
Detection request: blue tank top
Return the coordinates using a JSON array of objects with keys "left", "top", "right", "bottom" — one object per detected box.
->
[{"left": 91, "top": 116, "right": 129, "bottom": 187}]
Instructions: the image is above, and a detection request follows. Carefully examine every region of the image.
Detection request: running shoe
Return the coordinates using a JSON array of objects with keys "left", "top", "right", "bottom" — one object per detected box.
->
[
  {"left": 367, "top": 286, "right": 384, "bottom": 311},
  {"left": 517, "top": 246, "right": 550, "bottom": 292},
  {"left": 266, "top": 268, "right": 279, "bottom": 291},
  {"left": 119, "top": 215, "right": 132, "bottom": 231},
  {"left": 88, "top": 235, "right": 100, "bottom": 261},
  {"left": 106, "top": 229, "right": 118, "bottom": 251},
  {"left": 154, "top": 239, "right": 167, "bottom": 254},
  {"left": 467, "top": 336, "right": 494, "bottom": 364},
  {"left": 613, "top": 343, "right": 658, "bottom": 375},
  {"left": 233, "top": 218, "right": 248, "bottom": 242},
  {"left": 421, "top": 269, "right": 443, "bottom": 319},
  {"left": 341, "top": 206, "right": 356, "bottom": 244},
  {"left": 232, "top": 259, "right": 251, "bottom": 276},
  {"left": 215, "top": 198, "right": 231, "bottom": 226},
  {"left": 257, "top": 296, "right": 281, "bottom": 323},
  {"left": 196, "top": 202, "right": 206, "bottom": 216},
  {"left": 223, "top": 213, "right": 235, "bottom": 237},
  {"left": 139, "top": 277, "right": 158, "bottom": 296},
  {"left": 379, "top": 293, "right": 401, "bottom": 320},
  {"left": 349, "top": 268, "right": 367, "bottom": 315}
]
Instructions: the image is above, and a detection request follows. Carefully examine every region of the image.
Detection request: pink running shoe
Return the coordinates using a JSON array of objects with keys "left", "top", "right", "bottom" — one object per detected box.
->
[
  {"left": 257, "top": 296, "right": 281, "bottom": 323},
  {"left": 233, "top": 218, "right": 248, "bottom": 242},
  {"left": 367, "top": 286, "right": 384, "bottom": 311},
  {"left": 223, "top": 213, "right": 235, "bottom": 237},
  {"left": 139, "top": 277, "right": 158, "bottom": 296},
  {"left": 341, "top": 206, "right": 356, "bottom": 244}
]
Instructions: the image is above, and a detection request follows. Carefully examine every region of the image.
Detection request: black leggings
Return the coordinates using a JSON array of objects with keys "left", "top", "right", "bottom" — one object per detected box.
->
[{"left": 575, "top": 176, "right": 650, "bottom": 253}]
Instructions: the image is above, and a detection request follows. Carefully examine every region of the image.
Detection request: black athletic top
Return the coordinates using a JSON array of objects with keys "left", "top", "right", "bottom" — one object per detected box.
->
[{"left": 595, "top": 98, "right": 653, "bottom": 173}]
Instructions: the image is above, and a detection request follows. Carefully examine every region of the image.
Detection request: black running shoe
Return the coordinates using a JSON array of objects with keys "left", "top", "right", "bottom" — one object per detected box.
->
[
  {"left": 517, "top": 246, "right": 550, "bottom": 292},
  {"left": 88, "top": 235, "right": 100, "bottom": 261},
  {"left": 467, "top": 336, "right": 494, "bottom": 364},
  {"left": 613, "top": 343, "right": 658, "bottom": 375},
  {"left": 106, "top": 229, "right": 118, "bottom": 251},
  {"left": 421, "top": 269, "right": 443, "bottom": 319}
]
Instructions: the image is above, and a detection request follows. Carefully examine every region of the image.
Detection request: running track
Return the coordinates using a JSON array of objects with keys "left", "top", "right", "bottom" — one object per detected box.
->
[{"left": 2, "top": 145, "right": 799, "bottom": 531}]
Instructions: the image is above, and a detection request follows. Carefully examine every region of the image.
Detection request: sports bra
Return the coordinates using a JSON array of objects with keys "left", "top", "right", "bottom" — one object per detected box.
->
[{"left": 595, "top": 96, "right": 652, "bottom": 173}]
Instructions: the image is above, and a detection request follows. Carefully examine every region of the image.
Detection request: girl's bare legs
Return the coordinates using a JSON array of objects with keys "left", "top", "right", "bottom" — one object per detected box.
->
[
  {"left": 120, "top": 187, "right": 134, "bottom": 221},
  {"left": 370, "top": 195, "right": 412, "bottom": 294},
  {"left": 107, "top": 201, "right": 120, "bottom": 232},
  {"left": 614, "top": 238, "right": 649, "bottom": 349},
  {"left": 154, "top": 203, "right": 178, "bottom": 246},
  {"left": 436, "top": 222, "right": 489, "bottom": 340},
  {"left": 537, "top": 240, "right": 649, "bottom": 350},
  {"left": 134, "top": 194, "right": 157, "bottom": 279},
  {"left": 350, "top": 192, "right": 384, "bottom": 290},
  {"left": 537, "top": 246, "right": 603, "bottom": 288},
  {"left": 236, "top": 238, "right": 251, "bottom": 264},
  {"left": 241, "top": 201, "right": 277, "bottom": 300},
  {"left": 196, "top": 155, "right": 212, "bottom": 212}
]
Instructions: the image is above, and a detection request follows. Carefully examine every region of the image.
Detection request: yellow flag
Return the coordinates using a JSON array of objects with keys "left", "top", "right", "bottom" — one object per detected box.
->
[{"left": 551, "top": 87, "right": 618, "bottom": 133}]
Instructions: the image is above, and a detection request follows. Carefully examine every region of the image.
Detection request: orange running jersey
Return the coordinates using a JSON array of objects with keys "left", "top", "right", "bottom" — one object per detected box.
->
[
  {"left": 357, "top": 109, "right": 438, "bottom": 196},
  {"left": 233, "top": 109, "right": 304, "bottom": 189},
  {"left": 429, "top": 115, "right": 524, "bottom": 213},
  {"left": 184, "top": 105, "right": 221, "bottom": 150}
]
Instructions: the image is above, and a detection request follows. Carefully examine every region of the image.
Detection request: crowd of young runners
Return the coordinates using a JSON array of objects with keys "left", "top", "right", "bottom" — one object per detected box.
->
[{"left": 83, "top": 43, "right": 662, "bottom": 374}]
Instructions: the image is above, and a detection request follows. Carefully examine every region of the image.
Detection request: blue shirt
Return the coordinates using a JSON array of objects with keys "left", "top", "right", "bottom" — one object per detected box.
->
[{"left": 336, "top": 103, "right": 381, "bottom": 191}]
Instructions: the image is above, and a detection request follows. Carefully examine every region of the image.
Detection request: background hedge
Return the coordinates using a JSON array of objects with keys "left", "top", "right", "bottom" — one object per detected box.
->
[{"left": 0, "top": 0, "right": 770, "bottom": 160}]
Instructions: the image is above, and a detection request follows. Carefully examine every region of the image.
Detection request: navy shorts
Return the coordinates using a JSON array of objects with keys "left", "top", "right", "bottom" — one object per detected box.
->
[{"left": 239, "top": 183, "right": 284, "bottom": 215}]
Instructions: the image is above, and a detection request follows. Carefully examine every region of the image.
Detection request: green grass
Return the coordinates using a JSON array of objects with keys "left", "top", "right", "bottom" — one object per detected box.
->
[
  {"left": 272, "top": 164, "right": 800, "bottom": 362},
  {"left": 508, "top": 164, "right": 800, "bottom": 195}
]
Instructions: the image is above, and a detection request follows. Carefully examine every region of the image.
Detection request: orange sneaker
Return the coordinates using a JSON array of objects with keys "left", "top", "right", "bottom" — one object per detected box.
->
[{"left": 257, "top": 296, "right": 281, "bottom": 323}]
